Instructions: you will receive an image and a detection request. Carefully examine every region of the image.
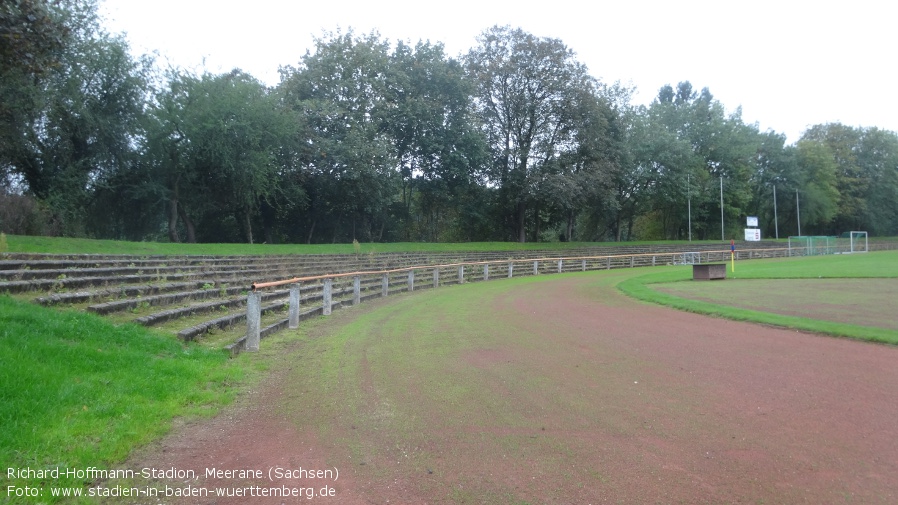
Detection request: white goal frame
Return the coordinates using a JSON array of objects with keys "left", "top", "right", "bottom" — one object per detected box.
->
[{"left": 849, "top": 231, "right": 868, "bottom": 253}]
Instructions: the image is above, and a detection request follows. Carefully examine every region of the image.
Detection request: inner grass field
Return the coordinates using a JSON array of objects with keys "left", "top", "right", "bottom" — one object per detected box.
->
[
  {"left": 2, "top": 242, "right": 896, "bottom": 502},
  {"left": 618, "top": 250, "right": 898, "bottom": 344}
]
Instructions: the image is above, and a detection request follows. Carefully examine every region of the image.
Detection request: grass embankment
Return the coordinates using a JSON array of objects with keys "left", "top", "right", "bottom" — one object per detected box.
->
[
  {"left": 617, "top": 251, "right": 898, "bottom": 344},
  {"left": 4, "top": 234, "right": 730, "bottom": 256},
  {"left": 0, "top": 297, "right": 242, "bottom": 502}
]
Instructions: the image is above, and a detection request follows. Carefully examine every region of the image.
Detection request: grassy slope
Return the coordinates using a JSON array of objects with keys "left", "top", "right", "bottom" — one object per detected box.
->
[
  {"left": 0, "top": 297, "right": 243, "bottom": 502},
  {"left": 4, "top": 234, "right": 728, "bottom": 256},
  {"left": 617, "top": 251, "right": 898, "bottom": 344}
]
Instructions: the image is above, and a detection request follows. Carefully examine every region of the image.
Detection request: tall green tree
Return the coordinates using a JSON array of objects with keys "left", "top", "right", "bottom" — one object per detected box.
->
[
  {"left": 145, "top": 69, "right": 297, "bottom": 243},
  {"left": 0, "top": 0, "right": 151, "bottom": 236},
  {"left": 466, "top": 26, "right": 595, "bottom": 242},
  {"left": 386, "top": 40, "right": 488, "bottom": 241},
  {"left": 802, "top": 123, "right": 898, "bottom": 234},
  {"left": 279, "top": 30, "right": 397, "bottom": 242},
  {"left": 647, "top": 82, "right": 760, "bottom": 240}
]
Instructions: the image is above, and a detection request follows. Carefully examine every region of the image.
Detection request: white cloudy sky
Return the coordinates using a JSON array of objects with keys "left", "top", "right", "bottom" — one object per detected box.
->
[{"left": 100, "top": 0, "right": 896, "bottom": 144}]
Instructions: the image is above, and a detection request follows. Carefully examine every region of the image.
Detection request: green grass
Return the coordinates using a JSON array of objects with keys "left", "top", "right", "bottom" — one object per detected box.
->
[
  {"left": 3, "top": 234, "right": 731, "bottom": 256},
  {"left": 617, "top": 251, "right": 898, "bottom": 344},
  {"left": 0, "top": 297, "right": 243, "bottom": 503}
]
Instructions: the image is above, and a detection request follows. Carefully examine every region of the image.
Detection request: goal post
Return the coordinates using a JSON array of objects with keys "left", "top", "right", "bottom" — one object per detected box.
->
[
  {"left": 788, "top": 236, "right": 836, "bottom": 256},
  {"left": 849, "top": 231, "right": 869, "bottom": 253}
]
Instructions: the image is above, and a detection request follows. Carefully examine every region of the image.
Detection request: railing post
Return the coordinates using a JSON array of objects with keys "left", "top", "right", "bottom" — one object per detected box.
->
[
  {"left": 288, "top": 283, "right": 300, "bottom": 329},
  {"left": 607, "top": 257, "right": 611, "bottom": 270},
  {"left": 323, "top": 278, "right": 332, "bottom": 316},
  {"left": 483, "top": 264, "right": 489, "bottom": 281},
  {"left": 630, "top": 256, "right": 635, "bottom": 268},
  {"left": 581, "top": 259, "right": 586, "bottom": 272},
  {"left": 246, "top": 291, "right": 261, "bottom": 352},
  {"left": 382, "top": 273, "right": 389, "bottom": 297},
  {"left": 408, "top": 270, "right": 415, "bottom": 292},
  {"left": 557, "top": 259, "right": 563, "bottom": 273},
  {"left": 353, "top": 275, "right": 361, "bottom": 306},
  {"left": 508, "top": 262, "right": 513, "bottom": 278},
  {"left": 433, "top": 268, "right": 439, "bottom": 288},
  {"left": 652, "top": 255, "right": 656, "bottom": 267},
  {"left": 533, "top": 261, "right": 538, "bottom": 275},
  {"left": 458, "top": 265, "right": 464, "bottom": 284}
]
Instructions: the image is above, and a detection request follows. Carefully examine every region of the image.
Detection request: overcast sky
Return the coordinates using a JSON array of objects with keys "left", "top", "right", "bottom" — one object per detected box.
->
[{"left": 100, "top": 0, "right": 897, "bottom": 144}]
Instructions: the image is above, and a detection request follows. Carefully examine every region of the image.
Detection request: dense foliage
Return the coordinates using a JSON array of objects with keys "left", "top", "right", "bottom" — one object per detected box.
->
[{"left": 2, "top": 1, "right": 897, "bottom": 243}]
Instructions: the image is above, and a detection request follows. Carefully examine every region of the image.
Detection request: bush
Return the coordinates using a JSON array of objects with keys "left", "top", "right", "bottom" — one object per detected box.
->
[{"left": 0, "top": 192, "right": 53, "bottom": 235}]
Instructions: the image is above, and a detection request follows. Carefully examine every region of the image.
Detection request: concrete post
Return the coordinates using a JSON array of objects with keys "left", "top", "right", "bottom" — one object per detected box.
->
[
  {"left": 246, "top": 291, "right": 261, "bottom": 352},
  {"left": 630, "top": 256, "right": 634, "bottom": 268},
  {"left": 508, "top": 262, "right": 513, "bottom": 278},
  {"left": 607, "top": 257, "right": 611, "bottom": 269},
  {"left": 557, "top": 259, "right": 563, "bottom": 273},
  {"left": 288, "top": 284, "right": 300, "bottom": 329},
  {"left": 382, "top": 273, "right": 389, "bottom": 297},
  {"left": 458, "top": 265, "right": 464, "bottom": 284},
  {"left": 323, "top": 278, "right": 332, "bottom": 316},
  {"left": 353, "top": 276, "right": 361, "bottom": 306},
  {"left": 581, "top": 259, "right": 586, "bottom": 272},
  {"left": 483, "top": 264, "right": 489, "bottom": 281},
  {"left": 533, "top": 261, "right": 538, "bottom": 275},
  {"left": 652, "top": 256, "right": 656, "bottom": 267},
  {"left": 433, "top": 268, "right": 439, "bottom": 288},
  {"left": 408, "top": 270, "right": 415, "bottom": 292}
]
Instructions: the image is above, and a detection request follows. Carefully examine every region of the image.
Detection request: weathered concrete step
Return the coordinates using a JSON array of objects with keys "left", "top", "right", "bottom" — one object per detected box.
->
[
  {"left": 34, "top": 281, "right": 212, "bottom": 306},
  {"left": 133, "top": 289, "right": 291, "bottom": 327},
  {"left": 0, "top": 264, "right": 284, "bottom": 294},
  {"left": 87, "top": 286, "right": 244, "bottom": 315}
]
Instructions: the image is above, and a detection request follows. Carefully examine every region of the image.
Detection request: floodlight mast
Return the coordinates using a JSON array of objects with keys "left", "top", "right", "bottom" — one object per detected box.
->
[
  {"left": 687, "top": 173, "right": 692, "bottom": 241},
  {"left": 720, "top": 176, "right": 724, "bottom": 241},
  {"left": 773, "top": 184, "right": 779, "bottom": 239}
]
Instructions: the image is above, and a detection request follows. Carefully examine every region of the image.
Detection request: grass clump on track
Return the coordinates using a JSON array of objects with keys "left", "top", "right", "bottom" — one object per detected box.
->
[
  {"left": 0, "top": 296, "right": 241, "bottom": 501},
  {"left": 617, "top": 251, "right": 898, "bottom": 344}
]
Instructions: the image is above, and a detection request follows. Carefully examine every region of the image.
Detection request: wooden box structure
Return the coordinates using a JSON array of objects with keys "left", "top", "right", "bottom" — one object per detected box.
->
[{"left": 692, "top": 263, "right": 727, "bottom": 280}]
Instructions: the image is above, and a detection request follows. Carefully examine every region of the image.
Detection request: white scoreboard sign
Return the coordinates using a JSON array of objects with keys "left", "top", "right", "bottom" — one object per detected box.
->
[{"left": 744, "top": 228, "right": 761, "bottom": 241}]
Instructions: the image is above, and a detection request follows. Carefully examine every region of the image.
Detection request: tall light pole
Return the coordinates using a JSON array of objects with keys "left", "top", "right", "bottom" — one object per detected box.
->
[
  {"left": 796, "top": 189, "right": 801, "bottom": 236},
  {"left": 687, "top": 173, "right": 692, "bottom": 241},
  {"left": 720, "top": 175, "right": 724, "bottom": 241},
  {"left": 773, "top": 184, "right": 779, "bottom": 239}
]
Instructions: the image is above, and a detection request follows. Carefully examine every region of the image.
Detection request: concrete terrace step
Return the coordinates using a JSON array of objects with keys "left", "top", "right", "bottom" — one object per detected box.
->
[{"left": 5, "top": 241, "right": 817, "bottom": 349}]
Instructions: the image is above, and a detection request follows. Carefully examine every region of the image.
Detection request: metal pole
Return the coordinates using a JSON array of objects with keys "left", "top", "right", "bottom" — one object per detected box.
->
[
  {"left": 773, "top": 184, "right": 779, "bottom": 239},
  {"left": 796, "top": 189, "right": 801, "bottom": 237},
  {"left": 687, "top": 173, "right": 692, "bottom": 241},
  {"left": 720, "top": 175, "right": 725, "bottom": 241}
]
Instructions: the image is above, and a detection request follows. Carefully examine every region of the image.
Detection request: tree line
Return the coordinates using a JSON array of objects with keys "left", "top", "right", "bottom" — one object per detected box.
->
[{"left": 3, "top": 0, "right": 897, "bottom": 244}]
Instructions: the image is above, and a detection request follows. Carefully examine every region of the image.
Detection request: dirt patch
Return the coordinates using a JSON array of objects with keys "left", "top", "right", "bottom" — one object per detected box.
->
[
  {"left": 126, "top": 273, "right": 898, "bottom": 504},
  {"left": 654, "top": 278, "right": 898, "bottom": 329}
]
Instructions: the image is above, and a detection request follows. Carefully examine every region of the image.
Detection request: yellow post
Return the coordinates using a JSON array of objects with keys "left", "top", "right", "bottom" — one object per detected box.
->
[{"left": 731, "top": 252, "right": 735, "bottom": 272}]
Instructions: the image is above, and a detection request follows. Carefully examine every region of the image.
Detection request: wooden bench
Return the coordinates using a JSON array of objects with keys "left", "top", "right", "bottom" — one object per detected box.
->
[{"left": 692, "top": 263, "right": 726, "bottom": 280}]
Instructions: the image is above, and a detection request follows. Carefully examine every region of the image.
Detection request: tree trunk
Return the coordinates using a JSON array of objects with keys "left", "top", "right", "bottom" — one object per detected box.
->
[
  {"left": 516, "top": 201, "right": 526, "bottom": 243},
  {"left": 533, "top": 204, "right": 540, "bottom": 242},
  {"left": 566, "top": 210, "right": 574, "bottom": 242},
  {"left": 168, "top": 198, "right": 181, "bottom": 243},
  {"left": 177, "top": 206, "right": 196, "bottom": 243},
  {"left": 244, "top": 211, "right": 253, "bottom": 244},
  {"left": 615, "top": 213, "right": 622, "bottom": 242},
  {"left": 306, "top": 219, "right": 316, "bottom": 244}
]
